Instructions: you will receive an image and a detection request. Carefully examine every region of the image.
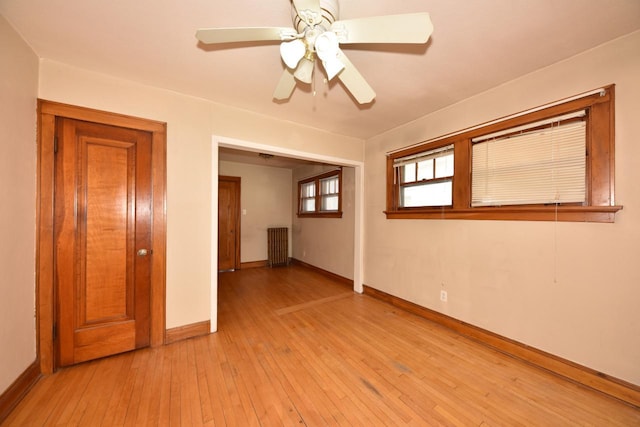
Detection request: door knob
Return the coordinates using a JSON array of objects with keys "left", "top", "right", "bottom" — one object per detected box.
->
[{"left": 137, "top": 248, "right": 149, "bottom": 256}]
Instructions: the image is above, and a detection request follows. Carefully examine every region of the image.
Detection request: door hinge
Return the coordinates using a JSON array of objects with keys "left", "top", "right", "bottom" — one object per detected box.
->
[{"left": 54, "top": 136, "right": 59, "bottom": 154}]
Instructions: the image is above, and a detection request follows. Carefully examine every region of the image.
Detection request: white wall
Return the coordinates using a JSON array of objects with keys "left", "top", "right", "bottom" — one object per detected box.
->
[
  {"left": 364, "top": 31, "right": 640, "bottom": 385},
  {"left": 292, "top": 166, "right": 356, "bottom": 280},
  {"left": 218, "top": 161, "right": 293, "bottom": 263},
  {"left": 0, "top": 16, "right": 38, "bottom": 393}
]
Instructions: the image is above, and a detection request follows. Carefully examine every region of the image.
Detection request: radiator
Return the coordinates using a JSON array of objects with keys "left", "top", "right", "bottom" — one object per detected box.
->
[{"left": 267, "top": 227, "right": 289, "bottom": 267}]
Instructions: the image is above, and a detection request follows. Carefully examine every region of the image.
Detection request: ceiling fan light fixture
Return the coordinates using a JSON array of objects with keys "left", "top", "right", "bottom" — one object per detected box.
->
[
  {"left": 293, "top": 55, "right": 315, "bottom": 84},
  {"left": 321, "top": 58, "right": 344, "bottom": 80},
  {"left": 314, "top": 31, "right": 343, "bottom": 80},
  {"left": 280, "top": 39, "right": 306, "bottom": 69}
]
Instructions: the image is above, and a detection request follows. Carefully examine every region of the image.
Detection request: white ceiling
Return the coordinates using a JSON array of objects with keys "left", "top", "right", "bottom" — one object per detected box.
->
[{"left": 2, "top": 0, "right": 639, "bottom": 140}]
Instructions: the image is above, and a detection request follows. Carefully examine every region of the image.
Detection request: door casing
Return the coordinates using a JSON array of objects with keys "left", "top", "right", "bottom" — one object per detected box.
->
[{"left": 37, "top": 100, "right": 167, "bottom": 374}]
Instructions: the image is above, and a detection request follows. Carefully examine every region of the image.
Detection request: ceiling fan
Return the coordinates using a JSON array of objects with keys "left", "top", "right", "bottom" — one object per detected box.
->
[{"left": 195, "top": 0, "right": 433, "bottom": 104}]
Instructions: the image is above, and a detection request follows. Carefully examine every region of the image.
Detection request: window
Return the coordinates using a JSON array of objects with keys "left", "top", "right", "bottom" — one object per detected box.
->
[
  {"left": 471, "top": 112, "right": 586, "bottom": 207},
  {"left": 386, "top": 85, "right": 622, "bottom": 222},
  {"left": 298, "top": 169, "right": 342, "bottom": 218},
  {"left": 394, "top": 144, "right": 454, "bottom": 207}
]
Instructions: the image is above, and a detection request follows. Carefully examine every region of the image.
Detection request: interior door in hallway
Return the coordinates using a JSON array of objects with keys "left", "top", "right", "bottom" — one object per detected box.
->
[
  {"left": 218, "top": 176, "right": 241, "bottom": 271},
  {"left": 54, "top": 117, "right": 152, "bottom": 366}
]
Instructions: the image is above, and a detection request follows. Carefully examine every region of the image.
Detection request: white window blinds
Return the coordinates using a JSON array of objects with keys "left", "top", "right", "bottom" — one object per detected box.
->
[
  {"left": 392, "top": 144, "right": 454, "bottom": 169},
  {"left": 320, "top": 175, "right": 339, "bottom": 211},
  {"left": 471, "top": 112, "right": 586, "bottom": 207},
  {"left": 300, "top": 181, "right": 316, "bottom": 212}
]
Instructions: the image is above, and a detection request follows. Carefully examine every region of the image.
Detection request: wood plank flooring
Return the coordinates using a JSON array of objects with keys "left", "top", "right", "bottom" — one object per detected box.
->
[{"left": 4, "top": 265, "right": 639, "bottom": 426}]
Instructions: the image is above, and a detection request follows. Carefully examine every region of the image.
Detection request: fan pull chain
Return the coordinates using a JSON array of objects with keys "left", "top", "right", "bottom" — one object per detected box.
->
[{"left": 312, "top": 66, "right": 317, "bottom": 97}]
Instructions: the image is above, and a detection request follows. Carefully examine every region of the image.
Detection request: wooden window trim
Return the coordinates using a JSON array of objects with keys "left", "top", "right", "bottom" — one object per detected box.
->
[
  {"left": 385, "top": 85, "right": 622, "bottom": 223},
  {"left": 297, "top": 169, "right": 343, "bottom": 218}
]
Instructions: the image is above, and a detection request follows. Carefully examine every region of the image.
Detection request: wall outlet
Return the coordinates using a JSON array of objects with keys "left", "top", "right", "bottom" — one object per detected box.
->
[{"left": 440, "top": 290, "right": 448, "bottom": 302}]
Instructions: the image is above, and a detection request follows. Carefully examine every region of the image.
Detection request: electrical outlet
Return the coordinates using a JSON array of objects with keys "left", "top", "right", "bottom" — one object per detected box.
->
[{"left": 440, "top": 290, "right": 448, "bottom": 302}]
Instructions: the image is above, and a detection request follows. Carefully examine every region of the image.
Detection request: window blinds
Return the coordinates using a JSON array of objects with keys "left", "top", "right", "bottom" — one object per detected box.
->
[
  {"left": 392, "top": 144, "right": 454, "bottom": 168},
  {"left": 471, "top": 112, "right": 586, "bottom": 207}
]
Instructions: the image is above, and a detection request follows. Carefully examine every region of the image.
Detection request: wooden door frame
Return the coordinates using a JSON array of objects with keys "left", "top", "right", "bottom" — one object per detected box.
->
[
  {"left": 218, "top": 175, "right": 241, "bottom": 271},
  {"left": 36, "top": 100, "right": 167, "bottom": 374}
]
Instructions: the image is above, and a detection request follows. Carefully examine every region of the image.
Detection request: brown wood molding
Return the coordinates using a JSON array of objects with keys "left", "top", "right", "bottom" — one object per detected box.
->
[
  {"left": 363, "top": 285, "right": 640, "bottom": 408},
  {"left": 36, "top": 100, "right": 167, "bottom": 374},
  {"left": 290, "top": 258, "right": 353, "bottom": 288},
  {"left": 165, "top": 320, "right": 211, "bottom": 345},
  {"left": 385, "top": 86, "right": 622, "bottom": 224},
  {"left": 0, "top": 361, "right": 41, "bottom": 424},
  {"left": 241, "top": 260, "right": 268, "bottom": 269}
]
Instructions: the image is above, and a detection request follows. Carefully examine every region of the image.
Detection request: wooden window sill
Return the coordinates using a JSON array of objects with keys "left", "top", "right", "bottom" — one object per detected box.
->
[
  {"left": 384, "top": 205, "right": 623, "bottom": 223},
  {"left": 297, "top": 212, "right": 343, "bottom": 219}
]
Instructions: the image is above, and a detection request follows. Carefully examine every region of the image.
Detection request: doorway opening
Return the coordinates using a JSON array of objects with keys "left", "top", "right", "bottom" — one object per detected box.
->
[{"left": 211, "top": 136, "right": 364, "bottom": 333}]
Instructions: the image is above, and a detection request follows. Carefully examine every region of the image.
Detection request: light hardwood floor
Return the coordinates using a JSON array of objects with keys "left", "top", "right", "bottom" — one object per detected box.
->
[{"left": 4, "top": 265, "right": 639, "bottom": 426}]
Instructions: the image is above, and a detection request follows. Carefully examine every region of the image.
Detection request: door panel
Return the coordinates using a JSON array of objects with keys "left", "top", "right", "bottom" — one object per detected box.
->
[
  {"left": 55, "top": 118, "right": 151, "bottom": 366},
  {"left": 218, "top": 176, "right": 240, "bottom": 271}
]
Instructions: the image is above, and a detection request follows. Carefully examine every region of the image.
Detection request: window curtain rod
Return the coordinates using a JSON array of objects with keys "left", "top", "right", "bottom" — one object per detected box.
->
[{"left": 386, "top": 87, "right": 606, "bottom": 156}]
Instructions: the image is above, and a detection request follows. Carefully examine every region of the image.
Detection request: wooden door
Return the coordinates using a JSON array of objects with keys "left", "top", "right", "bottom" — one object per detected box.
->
[
  {"left": 218, "top": 176, "right": 241, "bottom": 271},
  {"left": 54, "top": 117, "right": 152, "bottom": 366}
]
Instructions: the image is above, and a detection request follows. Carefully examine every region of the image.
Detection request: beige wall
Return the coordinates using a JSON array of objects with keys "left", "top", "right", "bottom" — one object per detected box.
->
[
  {"left": 39, "top": 60, "right": 215, "bottom": 330},
  {"left": 364, "top": 31, "right": 640, "bottom": 385},
  {"left": 292, "top": 166, "right": 356, "bottom": 280},
  {"left": 5, "top": 7, "right": 638, "bottom": 396},
  {"left": 219, "top": 161, "right": 293, "bottom": 263},
  {"left": 38, "top": 59, "right": 364, "bottom": 330},
  {"left": 0, "top": 16, "right": 38, "bottom": 393}
]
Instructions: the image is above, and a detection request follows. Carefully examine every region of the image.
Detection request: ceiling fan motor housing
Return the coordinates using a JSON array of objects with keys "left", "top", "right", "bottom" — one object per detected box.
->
[{"left": 291, "top": 0, "right": 339, "bottom": 34}]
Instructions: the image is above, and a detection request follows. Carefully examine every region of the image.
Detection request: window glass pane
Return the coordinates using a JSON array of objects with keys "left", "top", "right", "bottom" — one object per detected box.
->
[
  {"left": 301, "top": 182, "right": 315, "bottom": 198},
  {"left": 417, "top": 159, "right": 434, "bottom": 180},
  {"left": 320, "top": 176, "right": 339, "bottom": 195},
  {"left": 401, "top": 181, "right": 452, "bottom": 207},
  {"left": 321, "top": 195, "right": 339, "bottom": 211},
  {"left": 402, "top": 163, "right": 416, "bottom": 183},
  {"left": 435, "top": 153, "right": 454, "bottom": 178},
  {"left": 302, "top": 198, "right": 315, "bottom": 212}
]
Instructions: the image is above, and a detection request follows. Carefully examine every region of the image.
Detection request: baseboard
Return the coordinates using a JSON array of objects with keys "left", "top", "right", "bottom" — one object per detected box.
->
[
  {"left": 363, "top": 285, "right": 640, "bottom": 408},
  {"left": 241, "top": 260, "right": 268, "bottom": 269},
  {"left": 0, "top": 360, "right": 41, "bottom": 424},
  {"left": 165, "top": 320, "right": 211, "bottom": 345},
  {"left": 290, "top": 258, "right": 353, "bottom": 288}
]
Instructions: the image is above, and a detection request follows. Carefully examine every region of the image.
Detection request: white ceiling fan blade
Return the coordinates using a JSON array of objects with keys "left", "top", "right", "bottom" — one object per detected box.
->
[
  {"left": 335, "top": 50, "right": 375, "bottom": 104},
  {"left": 273, "top": 68, "right": 297, "bottom": 100},
  {"left": 196, "top": 27, "right": 297, "bottom": 44},
  {"left": 331, "top": 13, "right": 433, "bottom": 44}
]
